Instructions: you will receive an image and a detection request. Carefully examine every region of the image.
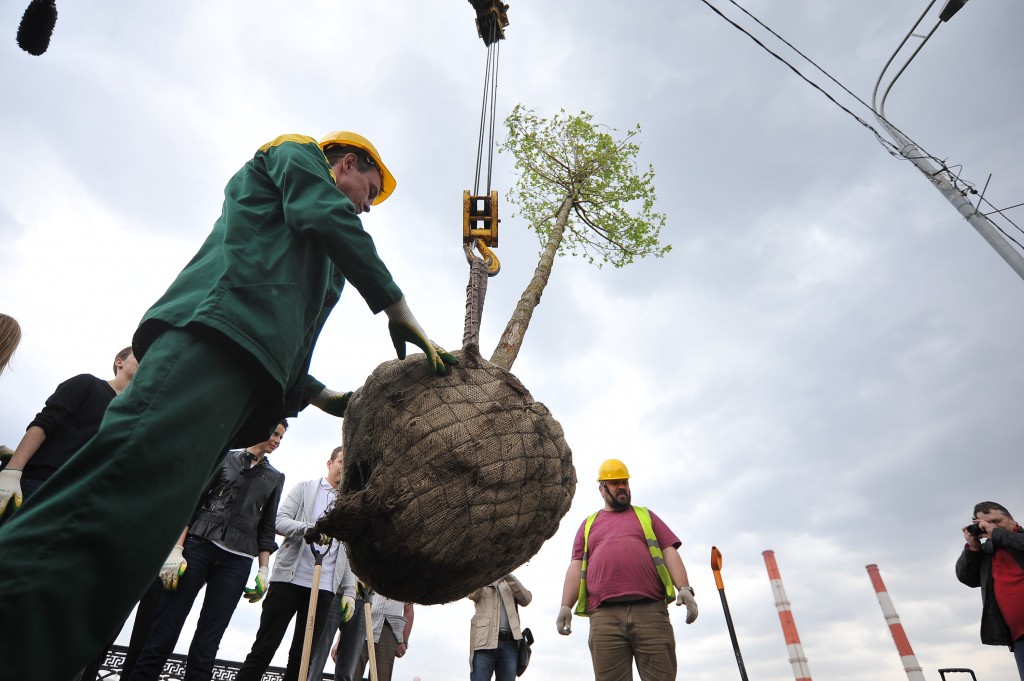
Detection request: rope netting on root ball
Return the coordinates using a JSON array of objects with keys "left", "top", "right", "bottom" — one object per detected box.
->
[
  {"left": 315, "top": 344, "right": 575, "bottom": 604},
  {"left": 313, "top": 256, "right": 577, "bottom": 604}
]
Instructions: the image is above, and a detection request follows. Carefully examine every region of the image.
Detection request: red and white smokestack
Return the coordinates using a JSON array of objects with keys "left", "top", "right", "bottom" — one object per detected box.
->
[
  {"left": 762, "top": 551, "right": 812, "bottom": 681},
  {"left": 865, "top": 564, "right": 926, "bottom": 681}
]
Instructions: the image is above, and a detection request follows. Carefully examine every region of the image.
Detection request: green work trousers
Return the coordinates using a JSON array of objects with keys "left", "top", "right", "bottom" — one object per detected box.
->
[{"left": 0, "top": 327, "right": 275, "bottom": 681}]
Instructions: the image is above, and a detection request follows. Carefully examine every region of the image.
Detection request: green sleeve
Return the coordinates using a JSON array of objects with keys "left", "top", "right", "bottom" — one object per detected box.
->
[{"left": 301, "top": 374, "right": 327, "bottom": 410}]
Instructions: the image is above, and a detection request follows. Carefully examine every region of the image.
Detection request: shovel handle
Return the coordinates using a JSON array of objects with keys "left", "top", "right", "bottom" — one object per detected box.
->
[
  {"left": 364, "top": 600, "right": 379, "bottom": 681},
  {"left": 297, "top": 564, "right": 323, "bottom": 681},
  {"left": 711, "top": 546, "right": 725, "bottom": 590}
]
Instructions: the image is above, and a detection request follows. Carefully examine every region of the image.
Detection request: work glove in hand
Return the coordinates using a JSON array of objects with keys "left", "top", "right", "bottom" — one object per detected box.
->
[
  {"left": 243, "top": 566, "right": 270, "bottom": 603},
  {"left": 556, "top": 605, "right": 573, "bottom": 635},
  {"left": 384, "top": 297, "right": 458, "bottom": 376},
  {"left": 159, "top": 545, "right": 188, "bottom": 591},
  {"left": 676, "top": 589, "right": 699, "bottom": 624},
  {"left": 340, "top": 595, "right": 356, "bottom": 623},
  {"left": 310, "top": 387, "right": 352, "bottom": 417},
  {"left": 303, "top": 525, "right": 331, "bottom": 546},
  {"left": 0, "top": 469, "right": 23, "bottom": 516}
]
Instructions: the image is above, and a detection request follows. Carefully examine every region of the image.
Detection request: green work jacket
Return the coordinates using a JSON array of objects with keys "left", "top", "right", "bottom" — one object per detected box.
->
[{"left": 136, "top": 134, "right": 403, "bottom": 441}]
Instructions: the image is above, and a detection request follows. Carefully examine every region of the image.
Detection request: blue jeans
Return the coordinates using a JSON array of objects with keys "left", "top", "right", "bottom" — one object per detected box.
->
[
  {"left": 333, "top": 597, "right": 366, "bottom": 681},
  {"left": 471, "top": 638, "right": 519, "bottom": 681},
  {"left": 1014, "top": 637, "right": 1024, "bottom": 681},
  {"left": 127, "top": 536, "right": 252, "bottom": 681}
]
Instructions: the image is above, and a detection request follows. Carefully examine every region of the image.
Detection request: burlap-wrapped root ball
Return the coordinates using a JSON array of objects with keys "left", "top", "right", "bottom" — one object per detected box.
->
[{"left": 313, "top": 343, "right": 576, "bottom": 604}]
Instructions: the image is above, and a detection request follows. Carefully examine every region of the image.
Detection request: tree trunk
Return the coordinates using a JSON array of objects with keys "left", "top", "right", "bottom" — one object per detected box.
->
[{"left": 490, "top": 193, "right": 574, "bottom": 370}]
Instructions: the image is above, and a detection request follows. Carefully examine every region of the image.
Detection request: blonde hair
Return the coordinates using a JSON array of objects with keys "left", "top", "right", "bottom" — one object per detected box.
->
[{"left": 0, "top": 314, "right": 22, "bottom": 376}]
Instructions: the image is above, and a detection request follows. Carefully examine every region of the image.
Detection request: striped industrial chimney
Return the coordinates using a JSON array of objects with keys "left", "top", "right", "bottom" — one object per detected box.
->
[
  {"left": 866, "top": 564, "right": 926, "bottom": 681},
  {"left": 762, "top": 551, "right": 811, "bottom": 681}
]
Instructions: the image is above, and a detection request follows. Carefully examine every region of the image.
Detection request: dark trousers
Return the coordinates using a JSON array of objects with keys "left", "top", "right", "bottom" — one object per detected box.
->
[
  {"left": 307, "top": 593, "right": 340, "bottom": 680},
  {"left": 128, "top": 536, "right": 252, "bottom": 681},
  {"left": 123, "top": 579, "right": 165, "bottom": 678},
  {"left": 333, "top": 598, "right": 367, "bottom": 681},
  {"left": 80, "top": 578, "right": 162, "bottom": 681},
  {"left": 236, "top": 582, "right": 335, "bottom": 681},
  {"left": 0, "top": 327, "right": 273, "bottom": 681}
]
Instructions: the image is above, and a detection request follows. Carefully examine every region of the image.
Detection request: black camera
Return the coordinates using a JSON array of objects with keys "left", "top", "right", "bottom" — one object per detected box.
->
[{"left": 966, "top": 523, "right": 985, "bottom": 537}]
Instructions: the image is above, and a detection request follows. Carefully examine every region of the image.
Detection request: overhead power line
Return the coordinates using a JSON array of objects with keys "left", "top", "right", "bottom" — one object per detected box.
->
[{"left": 697, "top": 0, "right": 1024, "bottom": 273}]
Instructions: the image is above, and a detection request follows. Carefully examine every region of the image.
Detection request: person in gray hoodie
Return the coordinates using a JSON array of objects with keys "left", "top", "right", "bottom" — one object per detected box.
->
[{"left": 235, "top": 445, "right": 356, "bottom": 681}]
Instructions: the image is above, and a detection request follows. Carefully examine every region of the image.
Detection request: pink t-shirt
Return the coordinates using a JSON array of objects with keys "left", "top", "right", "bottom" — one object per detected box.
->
[{"left": 572, "top": 507, "right": 680, "bottom": 613}]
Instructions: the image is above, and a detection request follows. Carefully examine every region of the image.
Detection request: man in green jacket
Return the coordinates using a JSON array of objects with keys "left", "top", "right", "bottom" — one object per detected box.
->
[{"left": 0, "top": 131, "right": 455, "bottom": 681}]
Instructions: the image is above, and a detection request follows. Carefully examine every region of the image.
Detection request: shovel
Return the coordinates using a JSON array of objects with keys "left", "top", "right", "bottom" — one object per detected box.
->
[
  {"left": 712, "top": 546, "right": 749, "bottom": 681},
  {"left": 363, "top": 590, "right": 379, "bottom": 681},
  {"left": 298, "top": 540, "right": 330, "bottom": 681}
]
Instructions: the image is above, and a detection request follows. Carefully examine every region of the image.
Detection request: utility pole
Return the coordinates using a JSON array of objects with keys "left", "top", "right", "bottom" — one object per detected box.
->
[
  {"left": 873, "top": 116, "right": 1024, "bottom": 282},
  {"left": 872, "top": 0, "right": 1024, "bottom": 282}
]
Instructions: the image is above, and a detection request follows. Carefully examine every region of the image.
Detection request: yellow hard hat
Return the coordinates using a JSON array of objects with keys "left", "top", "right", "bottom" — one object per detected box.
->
[
  {"left": 318, "top": 131, "right": 396, "bottom": 205},
  {"left": 597, "top": 458, "right": 630, "bottom": 482}
]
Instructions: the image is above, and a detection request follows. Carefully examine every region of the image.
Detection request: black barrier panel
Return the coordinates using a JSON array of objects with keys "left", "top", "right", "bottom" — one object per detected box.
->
[{"left": 96, "top": 644, "right": 335, "bottom": 681}]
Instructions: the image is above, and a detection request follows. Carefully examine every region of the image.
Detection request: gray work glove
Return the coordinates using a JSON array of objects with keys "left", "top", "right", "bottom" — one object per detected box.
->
[
  {"left": 384, "top": 297, "right": 457, "bottom": 375},
  {"left": 310, "top": 387, "right": 352, "bottom": 417},
  {"left": 243, "top": 565, "right": 270, "bottom": 603},
  {"left": 556, "top": 605, "right": 573, "bottom": 635},
  {"left": 340, "top": 595, "right": 356, "bottom": 624},
  {"left": 676, "top": 587, "right": 698, "bottom": 624},
  {"left": 0, "top": 469, "right": 23, "bottom": 516},
  {"left": 159, "top": 545, "right": 187, "bottom": 591}
]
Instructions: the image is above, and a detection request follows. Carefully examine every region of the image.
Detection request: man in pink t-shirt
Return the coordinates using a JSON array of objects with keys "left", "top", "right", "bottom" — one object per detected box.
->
[{"left": 556, "top": 459, "right": 698, "bottom": 681}]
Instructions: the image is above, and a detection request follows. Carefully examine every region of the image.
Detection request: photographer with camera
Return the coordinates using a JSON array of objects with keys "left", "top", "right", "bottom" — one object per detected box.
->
[{"left": 956, "top": 501, "right": 1024, "bottom": 680}]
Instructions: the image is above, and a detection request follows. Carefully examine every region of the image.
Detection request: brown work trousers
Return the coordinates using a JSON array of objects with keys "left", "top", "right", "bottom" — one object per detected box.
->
[
  {"left": 357, "top": 621, "right": 400, "bottom": 681},
  {"left": 588, "top": 600, "right": 676, "bottom": 681}
]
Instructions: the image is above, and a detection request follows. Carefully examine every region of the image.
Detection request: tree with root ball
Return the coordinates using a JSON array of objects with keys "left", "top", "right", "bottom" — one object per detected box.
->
[{"left": 313, "top": 105, "right": 669, "bottom": 604}]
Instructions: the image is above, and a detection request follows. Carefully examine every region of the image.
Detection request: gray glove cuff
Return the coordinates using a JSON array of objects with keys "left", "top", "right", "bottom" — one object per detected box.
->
[
  {"left": 310, "top": 387, "right": 341, "bottom": 410},
  {"left": 384, "top": 296, "right": 414, "bottom": 324}
]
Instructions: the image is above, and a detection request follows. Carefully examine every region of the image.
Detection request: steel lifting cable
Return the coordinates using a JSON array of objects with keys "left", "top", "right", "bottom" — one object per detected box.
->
[
  {"left": 464, "top": 1, "right": 507, "bottom": 281},
  {"left": 473, "top": 20, "right": 501, "bottom": 195}
]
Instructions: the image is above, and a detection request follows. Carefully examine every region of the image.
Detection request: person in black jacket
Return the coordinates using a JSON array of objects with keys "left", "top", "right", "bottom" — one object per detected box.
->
[
  {"left": 956, "top": 500, "right": 1024, "bottom": 680},
  {"left": 0, "top": 346, "right": 136, "bottom": 522},
  {"left": 126, "top": 421, "right": 289, "bottom": 681}
]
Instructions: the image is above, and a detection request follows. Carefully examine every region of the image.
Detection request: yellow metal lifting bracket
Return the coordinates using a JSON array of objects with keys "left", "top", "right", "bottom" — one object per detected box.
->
[{"left": 463, "top": 190, "right": 500, "bottom": 275}]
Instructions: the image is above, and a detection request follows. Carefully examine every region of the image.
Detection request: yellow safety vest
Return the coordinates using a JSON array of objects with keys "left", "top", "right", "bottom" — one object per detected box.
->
[{"left": 574, "top": 506, "right": 676, "bottom": 616}]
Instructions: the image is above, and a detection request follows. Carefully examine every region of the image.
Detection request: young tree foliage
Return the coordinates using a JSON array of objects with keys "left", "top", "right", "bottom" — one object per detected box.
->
[{"left": 490, "top": 105, "right": 670, "bottom": 370}]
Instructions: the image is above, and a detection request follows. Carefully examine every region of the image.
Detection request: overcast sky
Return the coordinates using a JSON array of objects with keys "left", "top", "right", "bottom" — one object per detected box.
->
[{"left": 3, "top": 1, "right": 1024, "bottom": 680}]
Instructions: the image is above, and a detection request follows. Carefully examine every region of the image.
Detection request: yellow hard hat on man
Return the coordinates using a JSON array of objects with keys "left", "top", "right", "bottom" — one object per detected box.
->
[
  {"left": 319, "top": 131, "right": 396, "bottom": 206},
  {"left": 597, "top": 458, "right": 630, "bottom": 481}
]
